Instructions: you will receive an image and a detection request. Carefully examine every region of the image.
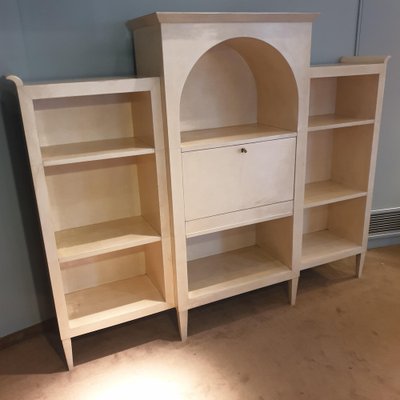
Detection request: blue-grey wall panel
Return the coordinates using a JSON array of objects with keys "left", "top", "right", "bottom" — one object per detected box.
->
[
  {"left": 0, "top": 0, "right": 359, "bottom": 336},
  {"left": 358, "top": 0, "right": 400, "bottom": 210},
  {"left": 0, "top": 0, "right": 52, "bottom": 337},
  {"left": 15, "top": 0, "right": 360, "bottom": 80}
]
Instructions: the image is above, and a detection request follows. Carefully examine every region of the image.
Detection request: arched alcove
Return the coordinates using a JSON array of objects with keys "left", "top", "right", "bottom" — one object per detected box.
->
[{"left": 180, "top": 37, "right": 299, "bottom": 141}]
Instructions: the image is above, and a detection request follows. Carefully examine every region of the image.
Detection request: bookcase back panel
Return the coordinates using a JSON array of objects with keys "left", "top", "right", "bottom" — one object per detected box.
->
[
  {"left": 61, "top": 247, "right": 146, "bottom": 294},
  {"left": 34, "top": 92, "right": 154, "bottom": 147},
  {"left": 309, "top": 78, "right": 337, "bottom": 116},
  {"left": 187, "top": 216, "right": 292, "bottom": 267},
  {"left": 331, "top": 125, "right": 374, "bottom": 191},
  {"left": 336, "top": 75, "right": 379, "bottom": 119},
  {"left": 187, "top": 225, "right": 255, "bottom": 262},
  {"left": 306, "top": 130, "right": 333, "bottom": 184},
  {"left": 180, "top": 37, "right": 299, "bottom": 134},
  {"left": 303, "top": 207, "right": 329, "bottom": 234},
  {"left": 309, "top": 75, "right": 380, "bottom": 119},
  {"left": 180, "top": 42, "right": 257, "bottom": 132},
  {"left": 303, "top": 197, "right": 366, "bottom": 244},
  {"left": 45, "top": 157, "right": 144, "bottom": 231}
]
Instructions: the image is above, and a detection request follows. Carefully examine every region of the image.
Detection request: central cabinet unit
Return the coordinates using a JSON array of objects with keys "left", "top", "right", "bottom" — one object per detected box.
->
[{"left": 129, "top": 13, "right": 318, "bottom": 338}]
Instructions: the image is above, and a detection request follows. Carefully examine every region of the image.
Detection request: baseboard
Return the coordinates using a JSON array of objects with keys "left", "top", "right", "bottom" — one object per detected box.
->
[
  {"left": 0, "top": 319, "right": 56, "bottom": 351},
  {"left": 368, "top": 235, "right": 400, "bottom": 249}
]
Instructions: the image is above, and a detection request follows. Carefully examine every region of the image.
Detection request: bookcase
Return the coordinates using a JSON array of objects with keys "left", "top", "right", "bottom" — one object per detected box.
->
[
  {"left": 302, "top": 59, "right": 389, "bottom": 274},
  {"left": 9, "top": 13, "right": 389, "bottom": 369},
  {"left": 129, "top": 13, "right": 317, "bottom": 339},
  {"left": 7, "top": 76, "right": 174, "bottom": 369},
  {"left": 129, "top": 13, "right": 389, "bottom": 340}
]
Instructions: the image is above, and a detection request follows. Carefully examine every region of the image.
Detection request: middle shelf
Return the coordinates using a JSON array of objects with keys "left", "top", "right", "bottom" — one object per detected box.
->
[
  {"left": 42, "top": 137, "right": 155, "bottom": 167},
  {"left": 44, "top": 152, "right": 163, "bottom": 264},
  {"left": 56, "top": 216, "right": 161, "bottom": 263},
  {"left": 308, "top": 114, "right": 374, "bottom": 131},
  {"left": 304, "top": 180, "right": 367, "bottom": 208},
  {"left": 180, "top": 123, "right": 296, "bottom": 152}
]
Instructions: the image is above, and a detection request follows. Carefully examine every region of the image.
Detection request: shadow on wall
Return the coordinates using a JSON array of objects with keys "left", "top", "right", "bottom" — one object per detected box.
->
[{"left": 0, "top": 77, "right": 54, "bottom": 327}]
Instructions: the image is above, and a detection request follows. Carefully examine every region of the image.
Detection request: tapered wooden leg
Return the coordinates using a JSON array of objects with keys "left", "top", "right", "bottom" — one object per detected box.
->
[
  {"left": 177, "top": 309, "right": 188, "bottom": 341},
  {"left": 356, "top": 252, "right": 366, "bottom": 278},
  {"left": 288, "top": 276, "right": 299, "bottom": 306},
  {"left": 62, "top": 338, "right": 74, "bottom": 370}
]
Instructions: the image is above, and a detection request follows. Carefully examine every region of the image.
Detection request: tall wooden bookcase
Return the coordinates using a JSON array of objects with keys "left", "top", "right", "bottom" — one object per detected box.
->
[
  {"left": 8, "top": 76, "right": 174, "bottom": 369},
  {"left": 10, "top": 12, "right": 389, "bottom": 369},
  {"left": 302, "top": 58, "right": 389, "bottom": 274},
  {"left": 129, "top": 13, "right": 317, "bottom": 339},
  {"left": 129, "top": 13, "right": 389, "bottom": 340}
]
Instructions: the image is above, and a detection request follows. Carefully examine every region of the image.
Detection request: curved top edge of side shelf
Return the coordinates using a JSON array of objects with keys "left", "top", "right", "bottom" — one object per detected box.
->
[
  {"left": 340, "top": 55, "right": 391, "bottom": 65},
  {"left": 128, "top": 12, "right": 320, "bottom": 30},
  {"left": 7, "top": 75, "right": 24, "bottom": 87},
  {"left": 5, "top": 76, "right": 161, "bottom": 99},
  {"left": 310, "top": 56, "right": 390, "bottom": 78}
]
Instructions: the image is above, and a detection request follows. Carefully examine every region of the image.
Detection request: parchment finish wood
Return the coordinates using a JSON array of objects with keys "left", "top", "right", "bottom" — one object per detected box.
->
[
  {"left": 130, "top": 12, "right": 315, "bottom": 338},
  {"left": 8, "top": 75, "right": 174, "bottom": 369}
]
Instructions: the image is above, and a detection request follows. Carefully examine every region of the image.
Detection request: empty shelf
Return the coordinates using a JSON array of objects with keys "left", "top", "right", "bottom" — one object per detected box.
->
[
  {"left": 304, "top": 181, "right": 367, "bottom": 208},
  {"left": 42, "top": 137, "right": 154, "bottom": 166},
  {"left": 308, "top": 114, "right": 374, "bottom": 131},
  {"left": 188, "top": 245, "right": 293, "bottom": 308},
  {"left": 301, "top": 230, "right": 362, "bottom": 270},
  {"left": 66, "top": 275, "right": 170, "bottom": 336},
  {"left": 56, "top": 216, "right": 161, "bottom": 263},
  {"left": 181, "top": 123, "right": 296, "bottom": 151}
]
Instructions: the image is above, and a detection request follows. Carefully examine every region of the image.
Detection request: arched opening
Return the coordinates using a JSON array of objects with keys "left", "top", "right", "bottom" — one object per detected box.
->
[{"left": 180, "top": 37, "right": 299, "bottom": 143}]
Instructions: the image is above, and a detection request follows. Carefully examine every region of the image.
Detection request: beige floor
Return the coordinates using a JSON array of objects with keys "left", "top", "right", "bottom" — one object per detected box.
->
[{"left": 0, "top": 246, "right": 399, "bottom": 400}]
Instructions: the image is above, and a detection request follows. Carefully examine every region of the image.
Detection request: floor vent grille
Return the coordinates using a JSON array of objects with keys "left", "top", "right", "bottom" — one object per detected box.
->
[{"left": 369, "top": 208, "right": 400, "bottom": 238}]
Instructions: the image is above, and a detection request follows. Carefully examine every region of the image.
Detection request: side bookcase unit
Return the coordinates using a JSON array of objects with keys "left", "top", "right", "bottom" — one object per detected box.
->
[
  {"left": 8, "top": 76, "right": 174, "bottom": 369},
  {"left": 302, "top": 57, "right": 390, "bottom": 274}
]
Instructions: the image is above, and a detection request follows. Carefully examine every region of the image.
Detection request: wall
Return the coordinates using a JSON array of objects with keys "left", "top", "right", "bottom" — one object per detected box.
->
[
  {"left": 357, "top": 0, "right": 400, "bottom": 249},
  {"left": 0, "top": 0, "right": 366, "bottom": 336},
  {"left": 358, "top": 0, "right": 400, "bottom": 210}
]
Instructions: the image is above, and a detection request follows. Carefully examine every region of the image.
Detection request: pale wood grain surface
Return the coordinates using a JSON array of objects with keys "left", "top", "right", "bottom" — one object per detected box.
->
[
  {"left": 182, "top": 138, "right": 296, "bottom": 221},
  {"left": 128, "top": 12, "right": 319, "bottom": 30},
  {"left": 301, "top": 230, "right": 362, "bottom": 269},
  {"left": 56, "top": 216, "right": 161, "bottom": 263},
  {"left": 188, "top": 245, "right": 293, "bottom": 308},
  {"left": 304, "top": 181, "right": 367, "bottom": 208},
  {"left": 308, "top": 114, "right": 375, "bottom": 131},
  {"left": 181, "top": 123, "right": 296, "bottom": 151},
  {"left": 42, "top": 138, "right": 154, "bottom": 166},
  {"left": 66, "top": 275, "right": 171, "bottom": 335}
]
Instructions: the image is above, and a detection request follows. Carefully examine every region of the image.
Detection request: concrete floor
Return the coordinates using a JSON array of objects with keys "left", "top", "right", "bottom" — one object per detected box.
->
[{"left": 1, "top": 245, "right": 399, "bottom": 400}]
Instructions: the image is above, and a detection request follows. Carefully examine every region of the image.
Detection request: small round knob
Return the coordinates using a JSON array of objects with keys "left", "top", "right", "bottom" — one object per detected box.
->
[{"left": 240, "top": 148, "right": 247, "bottom": 154}]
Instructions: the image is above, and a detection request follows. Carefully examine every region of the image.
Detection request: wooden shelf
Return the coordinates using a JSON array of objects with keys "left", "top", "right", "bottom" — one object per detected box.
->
[
  {"left": 42, "top": 137, "right": 154, "bottom": 166},
  {"left": 56, "top": 216, "right": 161, "bottom": 263},
  {"left": 304, "top": 181, "right": 367, "bottom": 208},
  {"left": 308, "top": 114, "right": 374, "bottom": 132},
  {"left": 66, "top": 275, "right": 170, "bottom": 336},
  {"left": 181, "top": 123, "right": 296, "bottom": 152},
  {"left": 187, "top": 245, "right": 292, "bottom": 308},
  {"left": 301, "top": 230, "right": 362, "bottom": 270}
]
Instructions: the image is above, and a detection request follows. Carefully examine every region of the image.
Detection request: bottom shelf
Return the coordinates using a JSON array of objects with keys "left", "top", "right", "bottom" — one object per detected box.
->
[
  {"left": 66, "top": 275, "right": 170, "bottom": 336},
  {"left": 301, "top": 230, "right": 362, "bottom": 270},
  {"left": 188, "top": 245, "right": 293, "bottom": 308}
]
